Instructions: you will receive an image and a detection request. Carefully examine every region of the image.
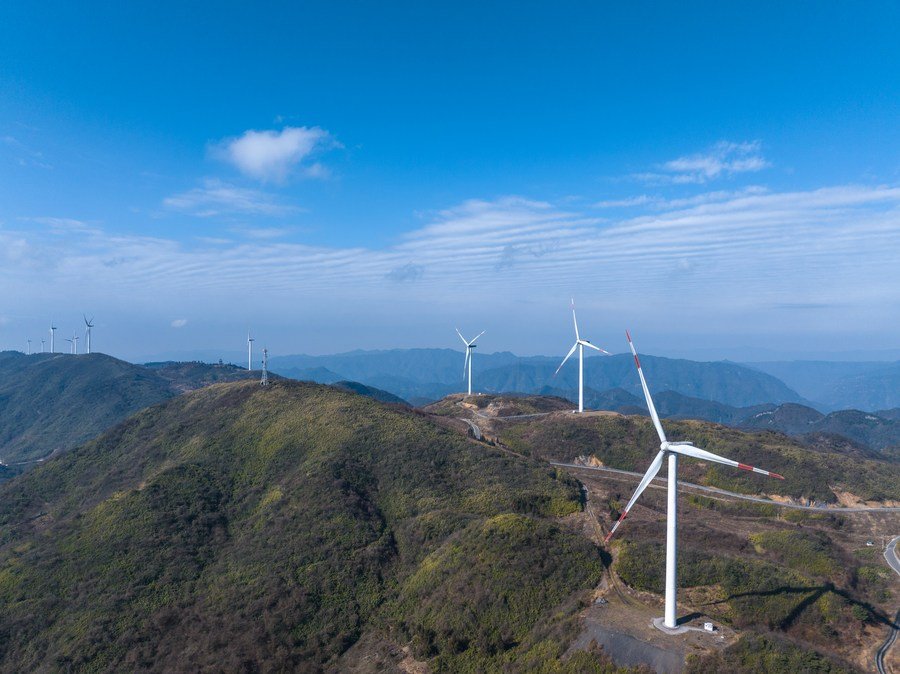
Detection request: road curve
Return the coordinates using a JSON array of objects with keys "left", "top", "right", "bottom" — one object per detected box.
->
[
  {"left": 885, "top": 536, "right": 900, "bottom": 577},
  {"left": 876, "top": 538, "right": 900, "bottom": 674},
  {"left": 876, "top": 607, "right": 899, "bottom": 674},
  {"left": 551, "top": 462, "right": 900, "bottom": 513}
]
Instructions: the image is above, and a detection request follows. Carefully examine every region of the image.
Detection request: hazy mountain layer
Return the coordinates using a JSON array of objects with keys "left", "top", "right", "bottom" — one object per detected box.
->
[
  {"left": 747, "top": 360, "right": 900, "bottom": 411},
  {"left": 272, "top": 349, "right": 803, "bottom": 408}
]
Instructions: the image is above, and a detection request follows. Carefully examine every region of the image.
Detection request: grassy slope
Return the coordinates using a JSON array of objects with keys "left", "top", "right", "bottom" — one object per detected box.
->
[
  {"left": 0, "top": 381, "right": 620, "bottom": 672},
  {"left": 499, "top": 414, "right": 900, "bottom": 503},
  {"left": 0, "top": 352, "right": 175, "bottom": 463}
]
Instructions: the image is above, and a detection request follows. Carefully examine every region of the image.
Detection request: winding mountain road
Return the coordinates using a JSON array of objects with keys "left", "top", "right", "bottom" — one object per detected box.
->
[{"left": 876, "top": 537, "right": 900, "bottom": 674}]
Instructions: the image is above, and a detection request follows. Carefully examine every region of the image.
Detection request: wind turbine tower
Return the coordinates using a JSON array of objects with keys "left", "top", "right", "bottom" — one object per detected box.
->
[
  {"left": 83, "top": 316, "right": 94, "bottom": 354},
  {"left": 605, "top": 331, "right": 785, "bottom": 631},
  {"left": 40, "top": 339, "right": 45, "bottom": 353},
  {"left": 247, "top": 331, "right": 255, "bottom": 371},
  {"left": 260, "top": 348, "right": 269, "bottom": 386},
  {"left": 26, "top": 339, "right": 31, "bottom": 355},
  {"left": 554, "top": 299, "right": 610, "bottom": 413},
  {"left": 49, "top": 323, "right": 57, "bottom": 354},
  {"left": 72, "top": 332, "right": 79, "bottom": 355},
  {"left": 455, "top": 329, "right": 484, "bottom": 395}
]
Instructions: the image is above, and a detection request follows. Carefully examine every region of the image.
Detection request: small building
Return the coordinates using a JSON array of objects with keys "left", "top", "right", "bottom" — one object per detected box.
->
[
  {"left": 866, "top": 540, "right": 874, "bottom": 547},
  {"left": 703, "top": 622, "right": 716, "bottom": 633}
]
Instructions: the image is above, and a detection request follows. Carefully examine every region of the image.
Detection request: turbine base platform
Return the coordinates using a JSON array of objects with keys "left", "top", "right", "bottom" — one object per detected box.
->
[{"left": 651, "top": 617, "right": 701, "bottom": 635}]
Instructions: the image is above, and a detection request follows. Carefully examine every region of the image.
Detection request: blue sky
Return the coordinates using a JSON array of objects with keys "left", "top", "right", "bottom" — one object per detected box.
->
[{"left": 1, "top": 2, "right": 899, "bottom": 361}]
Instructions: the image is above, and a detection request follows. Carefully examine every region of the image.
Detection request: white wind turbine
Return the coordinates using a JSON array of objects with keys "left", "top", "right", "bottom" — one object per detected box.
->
[
  {"left": 40, "top": 339, "right": 46, "bottom": 353},
  {"left": 49, "top": 322, "right": 57, "bottom": 354},
  {"left": 83, "top": 316, "right": 94, "bottom": 354},
  {"left": 604, "top": 331, "right": 785, "bottom": 631},
  {"left": 26, "top": 339, "right": 31, "bottom": 355},
  {"left": 456, "top": 329, "right": 484, "bottom": 396},
  {"left": 247, "top": 330, "right": 255, "bottom": 371},
  {"left": 554, "top": 299, "right": 609, "bottom": 413}
]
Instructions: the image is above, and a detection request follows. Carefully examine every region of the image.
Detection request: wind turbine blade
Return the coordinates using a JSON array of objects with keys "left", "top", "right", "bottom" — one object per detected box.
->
[
  {"left": 626, "top": 331, "right": 667, "bottom": 444},
  {"left": 571, "top": 298, "right": 580, "bottom": 341},
  {"left": 580, "top": 341, "right": 610, "bottom": 354},
  {"left": 463, "top": 347, "right": 470, "bottom": 375},
  {"left": 469, "top": 330, "right": 485, "bottom": 344},
  {"left": 604, "top": 449, "right": 666, "bottom": 543},
  {"left": 668, "top": 444, "right": 785, "bottom": 480},
  {"left": 455, "top": 328, "right": 469, "bottom": 346},
  {"left": 554, "top": 342, "right": 578, "bottom": 377}
]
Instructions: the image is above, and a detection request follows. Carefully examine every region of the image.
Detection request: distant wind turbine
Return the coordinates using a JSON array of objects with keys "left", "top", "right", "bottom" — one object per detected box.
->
[
  {"left": 40, "top": 339, "right": 45, "bottom": 353},
  {"left": 455, "top": 328, "right": 484, "bottom": 396},
  {"left": 65, "top": 337, "right": 73, "bottom": 354},
  {"left": 604, "top": 331, "right": 785, "bottom": 631},
  {"left": 247, "top": 330, "right": 255, "bottom": 371},
  {"left": 83, "top": 315, "right": 94, "bottom": 354},
  {"left": 554, "top": 299, "right": 609, "bottom": 413},
  {"left": 26, "top": 339, "right": 31, "bottom": 355},
  {"left": 49, "top": 322, "right": 57, "bottom": 354}
]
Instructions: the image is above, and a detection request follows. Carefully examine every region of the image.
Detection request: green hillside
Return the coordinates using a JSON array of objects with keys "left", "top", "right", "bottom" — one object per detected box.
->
[
  {"left": 0, "top": 352, "right": 175, "bottom": 465},
  {"left": 0, "top": 353, "right": 265, "bottom": 467},
  {"left": 0, "top": 380, "right": 622, "bottom": 672},
  {"left": 498, "top": 413, "right": 900, "bottom": 504}
]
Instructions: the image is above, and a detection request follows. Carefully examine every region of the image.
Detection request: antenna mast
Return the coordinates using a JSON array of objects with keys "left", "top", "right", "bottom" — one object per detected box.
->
[{"left": 260, "top": 348, "right": 269, "bottom": 386}]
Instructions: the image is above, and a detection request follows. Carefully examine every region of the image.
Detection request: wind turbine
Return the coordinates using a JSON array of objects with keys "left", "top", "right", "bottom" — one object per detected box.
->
[
  {"left": 455, "top": 329, "right": 484, "bottom": 396},
  {"left": 26, "top": 339, "right": 31, "bottom": 355},
  {"left": 554, "top": 299, "right": 609, "bottom": 413},
  {"left": 72, "top": 332, "right": 79, "bottom": 355},
  {"left": 604, "top": 331, "right": 785, "bottom": 631},
  {"left": 49, "top": 322, "right": 57, "bottom": 353},
  {"left": 65, "top": 337, "right": 74, "bottom": 354},
  {"left": 83, "top": 315, "right": 94, "bottom": 354},
  {"left": 247, "top": 330, "right": 255, "bottom": 371},
  {"left": 40, "top": 339, "right": 45, "bottom": 353}
]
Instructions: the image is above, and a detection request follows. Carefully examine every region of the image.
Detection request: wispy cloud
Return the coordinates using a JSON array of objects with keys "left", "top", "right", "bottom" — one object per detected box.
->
[
  {"left": 163, "top": 179, "right": 296, "bottom": 217},
  {"left": 1, "top": 135, "right": 53, "bottom": 169},
  {"left": 633, "top": 141, "right": 770, "bottom": 184},
  {"left": 213, "top": 126, "right": 336, "bottom": 182},
  {"left": 171, "top": 319, "right": 188, "bottom": 328},
  {"left": 229, "top": 226, "right": 293, "bottom": 240},
  {"left": 4, "top": 184, "right": 900, "bottom": 343}
]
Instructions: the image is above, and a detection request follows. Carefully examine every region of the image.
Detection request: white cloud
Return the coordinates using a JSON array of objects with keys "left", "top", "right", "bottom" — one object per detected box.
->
[
  {"left": 4, "top": 184, "right": 900, "bottom": 347},
  {"left": 163, "top": 179, "right": 296, "bottom": 217},
  {"left": 214, "top": 126, "right": 335, "bottom": 182},
  {"left": 229, "top": 227, "right": 292, "bottom": 240},
  {"left": 634, "top": 141, "right": 770, "bottom": 184},
  {"left": 171, "top": 319, "right": 188, "bottom": 328},
  {"left": 593, "top": 195, "right": 656, "bottom": 209}
]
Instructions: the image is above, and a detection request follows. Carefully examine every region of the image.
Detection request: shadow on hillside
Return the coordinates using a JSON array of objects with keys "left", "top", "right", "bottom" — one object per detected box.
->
[{"left": 703, "top": 583, "right": 898, "bottom": 630}]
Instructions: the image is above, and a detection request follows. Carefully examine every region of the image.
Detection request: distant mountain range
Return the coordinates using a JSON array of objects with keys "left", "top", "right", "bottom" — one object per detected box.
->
[
  {"left": 745, "top": 360, "right": 900, "bottom": 411},
  {"left": 271, "top": 349, "right": 805, "bottom": 408}
]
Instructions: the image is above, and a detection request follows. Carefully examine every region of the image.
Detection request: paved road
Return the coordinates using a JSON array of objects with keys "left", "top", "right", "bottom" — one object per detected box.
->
[
  {"left": 473, "top": 410, "right": 553, "bottom": 421},
  {"left": 885, "top": 536, "right": 900, "bottom": 577},
  {"left": 552, "top": 462, "right": 900, "bottom": 513},
  {"left": 877, "top": 538, "right": 900, "bottom": 674},
  {"left": 876, "top": 607, "right": 899, "bottom": 674}
]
